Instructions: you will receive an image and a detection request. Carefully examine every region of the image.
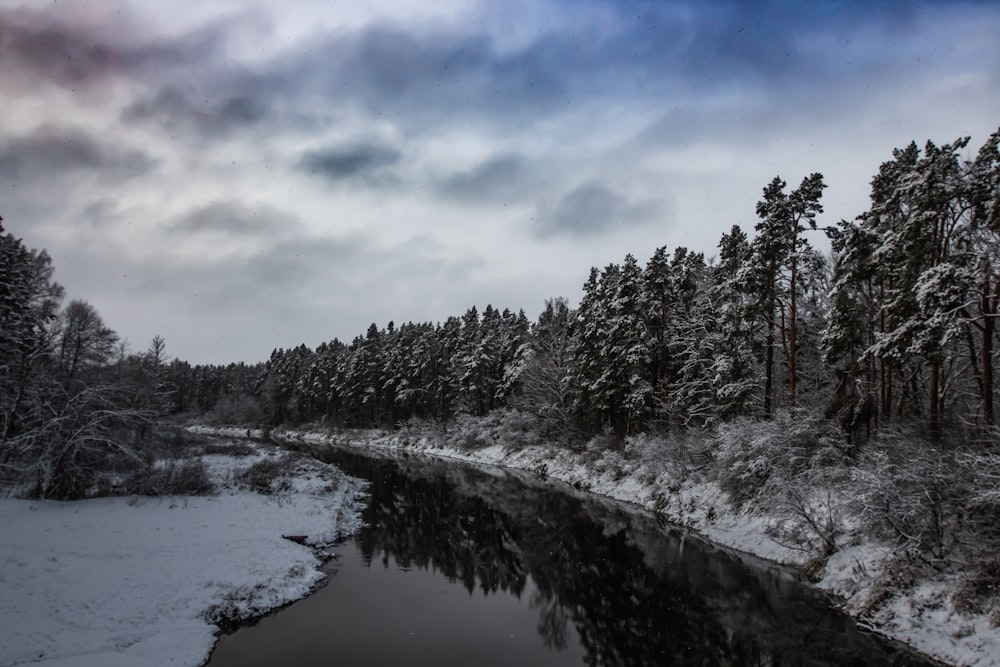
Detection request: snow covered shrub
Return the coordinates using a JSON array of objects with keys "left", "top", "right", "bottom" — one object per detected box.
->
[
  {"left": 444, "top": 413, "right": 494, "bottom": 450},
  {"left": 441, "top": 410, "right": 539, "bottom": 451},
  {"left": 958, "top": 447, "right": 1000, "bottom": 553},
  {"left": 852, "top": 433, "right": 967, "bottom": 563},
  {"left": 483, "top": 409, "right": 539, "bottom": 449},
  {"left": 850, "top": 429, "right": 1000, "bottom": 617},
  {"left": 203, "top": 584, "right": 281, "bottom": 632},
  {"left": 713, "top": 410, "right": 842, "bottom": 508},
  {"left": 126, "top": 459, "right": 215, "bottom": 496},
  {"left": 394, "top": 417, "right": 441, "bottom": 446},
  {"left": 764, "top": 481, "right": 843, "bottom": 570},
  {"left": 236, "top": 455, "right": 298, "bottom": 494},
  {"left": 624, "top": 431, "right": 710, "bottom": 482},
  {"left": 953, "top": 558, "right": 1000, "bottom": 624},
  {"left": 714, "top": 417, "right": 780, "bottom": 506},
  {"left": 581, "top": 429, "right": 625, "bottom": 461},
  {"left": 952, "top": 446, "right": 1000, "bottom": 618},
  {"left": 8, "top": 383, "right": 155, "bottom": 499}
]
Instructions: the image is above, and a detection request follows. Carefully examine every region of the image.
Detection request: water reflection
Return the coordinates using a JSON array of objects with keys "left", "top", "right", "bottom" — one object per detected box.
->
[
  {"left": 206, "top": 447, "right": 938, "bottom": 666},
  {"left": 322, "top": 449, "right": 933, "bottom": 667}
]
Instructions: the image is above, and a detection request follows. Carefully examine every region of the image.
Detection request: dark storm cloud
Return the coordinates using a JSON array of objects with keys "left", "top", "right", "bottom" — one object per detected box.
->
[
  {"left": 237, "top": 27, "right": 512, "bottom": 131},
  {"left": 5, "top": 0, "right": 993, "bottom": 142},
  {"left": 0, "top": 7, "right": 222, "bottom": 91},
  {"left": 4, "top": 0, "right": 967, "bottom": 152},
  {"left": 0, "top": 126, "right": 153, "bottom": 183},
  {"left": 198, "top": 25, "right": 588, "bottom": 136},
  {"left": 296, "top": 143, "right": 402, "bottom": 184},
  {"left": 122, "top": 89, "right": 267, "bottom": 138},
  {"left": 603, "top": 0, "right": 912, "bottom": 85},
  {"left": 167, "top": 202, "right": 302, "bottom": 238},
  {"left": 236, "top": 2, "right": 911, "bottom": 135},
  {"left": 536, "top": 182, "right": 650, "bottom": 238},
  {"left": 438, "top": 154, "right": 535, "bottom": 204}
]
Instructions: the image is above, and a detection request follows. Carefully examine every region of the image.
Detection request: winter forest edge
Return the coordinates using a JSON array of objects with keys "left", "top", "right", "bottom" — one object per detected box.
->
[{"left": 3, "top": 128, "right": 1000, "bottom": 636}]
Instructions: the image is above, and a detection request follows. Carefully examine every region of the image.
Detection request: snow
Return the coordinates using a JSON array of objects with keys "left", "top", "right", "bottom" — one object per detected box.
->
[
  {"left": 231, "top": 423, "right": 1000, "bottom": 667},
  {"left": 0, "top": 443, "right": 365, "bottom": 667}
]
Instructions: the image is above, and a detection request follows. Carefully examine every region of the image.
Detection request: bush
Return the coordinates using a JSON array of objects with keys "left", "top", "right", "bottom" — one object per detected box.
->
[
  {"left": 623, "top": 431, "right": 712, "bottom": 482},
  {"left": 851, "top": 435, "right": 964, "bottom": 562},
  {"left": 764, "top": 482, "right": 843, "bottom": 566},
  {"left": 235, "top": 455, "right": 298, "bottom": 494},
  {"left": 126, "top": 459, "right": 215, "bottom": 496},
  {"left": 202, "top": 441, "right": 256, "bottom": 457},
  {"left": 713, "top": 410, "right": 842, "bottom": 508},
  {"left": 851, "top": 428, "right": 1000, "bottom": 612},
  {"left": 438, "top": 410, "right": 540, "bottom": 452},
  {"left": 953, "top": 558, "right": 1000, "bottom": 620}
]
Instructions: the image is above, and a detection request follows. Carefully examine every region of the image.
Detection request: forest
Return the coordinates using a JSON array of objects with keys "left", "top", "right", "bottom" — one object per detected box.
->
[
  {"left": 3, "top": 129, "right": 1000, "bottom": 490},
  {"left": 2, "top": 130, "right": 1000, "bottom": 619},
  {"left": 164, "top": 129, "right": 1000, "bottom": 447}
]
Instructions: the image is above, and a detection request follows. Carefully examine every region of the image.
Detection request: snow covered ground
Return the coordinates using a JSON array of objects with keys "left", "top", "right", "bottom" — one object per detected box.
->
[
  {"left": 0, "top": 443, "right": 365, "bottom": 667},
  {"left": 210, "top": 424, "right": 1000, "bottom": 667}
]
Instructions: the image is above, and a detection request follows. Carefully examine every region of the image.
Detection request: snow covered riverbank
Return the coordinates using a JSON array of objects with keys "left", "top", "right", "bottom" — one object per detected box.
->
[
  {"left": 0, "top": 442, "right": 365, "bottom": 667},
  {"left": 197, "top": 424, "right": 1000, "bottom": 667}
]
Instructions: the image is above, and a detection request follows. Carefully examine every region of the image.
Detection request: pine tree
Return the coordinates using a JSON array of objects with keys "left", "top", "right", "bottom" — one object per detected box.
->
[
  {"left": 823, "top": 220, "right": 879, "bottom": 438},
  {"left": 751, "top": 173, "right": 826, "bottom": 415},
  {"left": 641, "top": 247, "right": 673, "bottom": 422},
  {"left": 516, "top": 298, "right": 575, "bottom": 435},
  {"left": 573, "top": 267, "right": 611, "bottom": 435},
  {"left": 495, "top": 308, "right": 530, "bottom": 406},
  {"left": 962, "top": 128, "right": 1000, "bottom": 426},
  {"left": 571, "top": 256, "right": 652, "bottom": 438},
  {"left": 0, "top": 224, "right": 64, "bottom": 442},
  {"left": 710, "top": 225, "right": 760, "bottom": 419},
  {"left": 866, "top": 138, "right": 971, "bottom": 434},
  {"left": 608, "top": 254, "right": 651, "bottom": 436}
]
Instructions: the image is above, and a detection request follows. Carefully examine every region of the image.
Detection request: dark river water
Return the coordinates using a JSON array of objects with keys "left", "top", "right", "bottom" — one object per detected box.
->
[{"left": 205, "top": 447, "right": 938, "bottom": 666}]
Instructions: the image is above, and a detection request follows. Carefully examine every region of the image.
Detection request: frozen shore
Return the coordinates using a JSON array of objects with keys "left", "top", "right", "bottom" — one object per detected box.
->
[
  {"left": 0, "top": 442, "right": 365, "bottom": 667},
  {"left": 199, "top": 424, "right": 1000, "bottom": 667}
]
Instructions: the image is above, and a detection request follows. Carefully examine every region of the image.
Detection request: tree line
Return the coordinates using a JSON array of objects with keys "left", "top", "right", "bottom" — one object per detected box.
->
[
  {"left": 2, "top": 128, "right": 997, "bottom": 497},
  {"left": 169, "top": 129, "right": 1000, "bottom": 444}
]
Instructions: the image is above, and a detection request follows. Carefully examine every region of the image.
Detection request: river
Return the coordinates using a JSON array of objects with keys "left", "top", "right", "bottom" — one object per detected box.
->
[{"left": 205, "top": 446, "right": 938, "bottom": 666}]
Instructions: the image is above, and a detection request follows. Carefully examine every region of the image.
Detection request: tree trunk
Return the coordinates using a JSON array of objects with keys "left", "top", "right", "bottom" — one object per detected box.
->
[
  {"left": 929, "top": 360, "right": 941, "bottom": 438},
  {"left": 788, "top": 258, "right": 798, "bottom": 405},
  {"left": 983, "top": 292, "right": 995, "bottom": 426},
  {"left": 763, "top": 265, "right": 776, "bottom": 418},
  {"left": 878, "top": 280, "right": 891, "bottom": 424}
]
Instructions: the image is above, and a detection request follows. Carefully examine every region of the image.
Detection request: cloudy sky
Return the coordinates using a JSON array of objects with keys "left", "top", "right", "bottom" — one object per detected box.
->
[{"left": 2, "top": 0, "right": 998, "bottom": 364}]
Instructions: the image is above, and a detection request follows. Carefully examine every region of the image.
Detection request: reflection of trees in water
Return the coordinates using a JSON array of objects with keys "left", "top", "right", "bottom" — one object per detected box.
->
[
  {"left": 325, "top": 450, "right": 933, "bottom": 667},
  {"left": 344, "top": 454, "right": 529, "bottom": 598},
  {"left": 521, "top": 504, "right": 732, "bottom": 666},
  {"left": 530, "top": 589, "right": 570, "bottom": 651}
]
